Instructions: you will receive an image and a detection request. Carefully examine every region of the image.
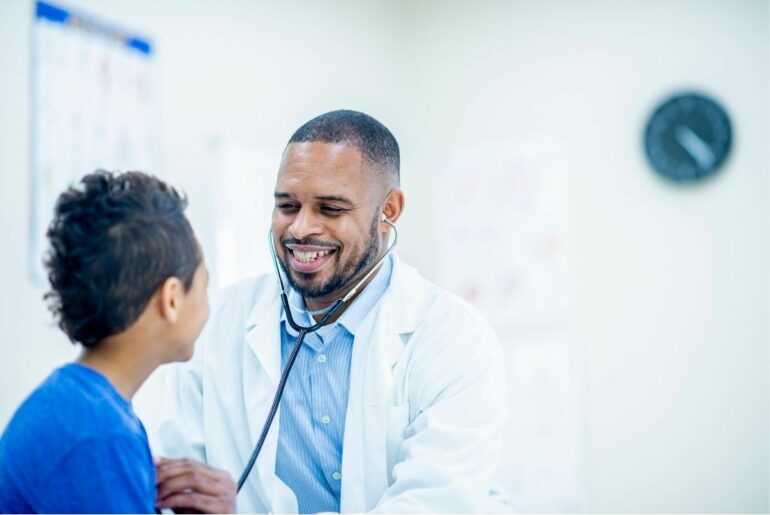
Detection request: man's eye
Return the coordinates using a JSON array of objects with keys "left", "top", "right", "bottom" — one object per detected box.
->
[
  {"left": 322, "top": 206, "right": 344, "bottom": 215},
  {"left": 277, "top": 203, "right": 298, "bottom": 212}
]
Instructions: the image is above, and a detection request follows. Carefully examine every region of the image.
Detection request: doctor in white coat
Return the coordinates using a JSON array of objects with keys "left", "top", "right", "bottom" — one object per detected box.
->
[{"left": 151, "top": 110, "right": 509, "bottom": 514}]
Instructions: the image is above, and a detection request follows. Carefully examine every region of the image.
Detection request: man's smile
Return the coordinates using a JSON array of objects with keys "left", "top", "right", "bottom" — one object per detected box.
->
[{"left": 284, "top": 243, "right": 338, "bottom": 274}]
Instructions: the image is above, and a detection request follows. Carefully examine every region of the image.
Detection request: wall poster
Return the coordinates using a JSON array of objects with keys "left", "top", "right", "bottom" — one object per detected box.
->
[{"left": 30, "top": 1, "right": 158, "bottom": 282}]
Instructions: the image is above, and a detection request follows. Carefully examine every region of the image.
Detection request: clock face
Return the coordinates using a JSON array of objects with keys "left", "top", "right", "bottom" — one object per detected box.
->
[{"left": 643, "top": 93, "right": 732, "bottom": 183}]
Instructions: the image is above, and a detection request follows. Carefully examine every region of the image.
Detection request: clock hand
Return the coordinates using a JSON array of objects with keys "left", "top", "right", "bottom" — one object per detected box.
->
[{"left": 675, "top": 125, "right": 716, "bottom": 170}]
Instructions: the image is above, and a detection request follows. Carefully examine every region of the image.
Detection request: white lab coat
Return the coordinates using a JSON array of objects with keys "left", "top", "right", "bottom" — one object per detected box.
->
[{"left": 151, "top": 255, "right": 509, "bottom": 513}]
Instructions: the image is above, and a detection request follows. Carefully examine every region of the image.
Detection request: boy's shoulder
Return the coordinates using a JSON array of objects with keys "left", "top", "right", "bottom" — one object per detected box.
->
[
  {"left": 1, "top": 364, "right": 145, "bottom": 469},
  {"left": 0, "top": 364, "right": 153, "bottom": 511},
  {"left": 23, "top": 364, "right": 138, "bottom": 428}
]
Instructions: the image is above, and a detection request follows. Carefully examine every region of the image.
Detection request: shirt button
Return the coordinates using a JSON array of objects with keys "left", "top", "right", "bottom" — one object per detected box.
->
[
  {"left": 332, "top": 471, "right": 342, "bottom": 481},
  {"left": 318, "top": 354, "right": 327, "bottom": 363},
  {"left": 321, "top": 415, "right": 330, "bottom": 424}
]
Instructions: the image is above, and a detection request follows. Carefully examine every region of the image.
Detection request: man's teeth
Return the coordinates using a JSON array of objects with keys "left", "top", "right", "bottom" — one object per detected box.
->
[{"left": 293, "top": 250, "right": 332, "bottom": 263}]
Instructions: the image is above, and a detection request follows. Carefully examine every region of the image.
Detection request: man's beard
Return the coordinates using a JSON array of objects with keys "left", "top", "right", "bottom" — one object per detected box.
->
[{"left": 279, "top": 214, "right": 380, "bottom": 299}]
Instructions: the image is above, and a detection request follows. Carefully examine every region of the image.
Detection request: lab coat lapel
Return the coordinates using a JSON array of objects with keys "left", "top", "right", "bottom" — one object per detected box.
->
[
  {"left": 243, "top": 285, "right": 282, "bottom": 389},
  {"left": 341, "top": 256, "right": 428, "bottom": 512},
  {"left": 342, "top": 297, "right": 402, "bottom": 512},
  {"left": 241, "top": 284, "right": 287, "bottom": 511}
]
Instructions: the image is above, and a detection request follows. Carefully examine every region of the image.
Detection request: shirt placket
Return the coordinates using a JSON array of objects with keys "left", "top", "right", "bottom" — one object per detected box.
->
[{"left": 310, "top": 330, "right": 344, "bottom": 494}]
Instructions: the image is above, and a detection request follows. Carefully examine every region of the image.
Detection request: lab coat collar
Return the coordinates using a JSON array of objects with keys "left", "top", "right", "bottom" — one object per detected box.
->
[
  {"left": 241, "top": 253, "right": 426, "bottom": 383},
  {"left": 384, "top": 253, "right": 431, "bottom": 334},
  {"left": 244, "top": 275, "right": 281, "bottom": 330},
  {"left": 243, "top": 278, "right": 282, "bottom": 387}
]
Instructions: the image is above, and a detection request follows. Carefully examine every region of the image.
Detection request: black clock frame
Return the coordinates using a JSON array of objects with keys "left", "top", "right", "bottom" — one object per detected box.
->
[{"left": 643, "top": 92, "right": 732, "bottom": 183}]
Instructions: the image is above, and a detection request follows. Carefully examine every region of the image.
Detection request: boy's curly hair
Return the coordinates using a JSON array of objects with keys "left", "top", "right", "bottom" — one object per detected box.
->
[{"left": 44, "top": 170, "right": 201, "bottom": 348}]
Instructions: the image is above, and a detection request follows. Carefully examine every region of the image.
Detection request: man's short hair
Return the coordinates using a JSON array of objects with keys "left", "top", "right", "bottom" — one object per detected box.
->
[
  {"left": 44, "top": 170, "right": 201, "bottom": 348},
  {"left": 288, "top": 109, "right": 400, "bottom": 186}
]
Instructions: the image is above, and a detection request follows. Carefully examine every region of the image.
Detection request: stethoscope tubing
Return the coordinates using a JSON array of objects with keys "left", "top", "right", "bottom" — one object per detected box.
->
[{"left": 236, "top": 325, "right": 307, "bottom": 492}]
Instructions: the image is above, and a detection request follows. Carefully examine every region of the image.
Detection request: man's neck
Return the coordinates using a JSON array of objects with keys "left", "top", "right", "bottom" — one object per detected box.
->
[{"left": 305, "top": 263, "right": 384, "bottom": 325}]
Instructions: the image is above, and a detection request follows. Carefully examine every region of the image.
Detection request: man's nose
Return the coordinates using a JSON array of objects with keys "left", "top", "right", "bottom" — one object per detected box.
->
[{"left": 288, "top": 208, "right": 323, "bottom": 240}]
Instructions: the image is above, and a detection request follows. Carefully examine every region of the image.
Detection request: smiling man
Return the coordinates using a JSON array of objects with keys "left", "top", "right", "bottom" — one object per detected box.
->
[{"left": 153, "top": 110, "right": 509, "bottom": 513}]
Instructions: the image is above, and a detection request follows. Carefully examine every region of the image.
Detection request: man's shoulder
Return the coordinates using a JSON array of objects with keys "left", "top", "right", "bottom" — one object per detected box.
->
[
  {"left": 391, "top": 262, "right": 506, "bottom": 401},
  {"left": 393, "top": 258, "right": 490, "bottom": 323},
  {"left": 391, "top": 258, "right": 497, "bottom": 342},
  {"left": 421, "top": 284, "right": 496, "bottom": 339}
]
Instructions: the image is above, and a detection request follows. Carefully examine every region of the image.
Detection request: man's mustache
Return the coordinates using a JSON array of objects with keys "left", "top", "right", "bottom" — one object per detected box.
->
[{"left": 280, "top": 237, "right": 338, "bottom": 250}]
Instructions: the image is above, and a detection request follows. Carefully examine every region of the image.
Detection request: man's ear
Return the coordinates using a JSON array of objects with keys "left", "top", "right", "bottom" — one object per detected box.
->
[
  {"left": 159, "top": 276, "right": 184, "bottom": 323},
  {"left": 381, "top": 188, "right": 405, "bottom": 225}
]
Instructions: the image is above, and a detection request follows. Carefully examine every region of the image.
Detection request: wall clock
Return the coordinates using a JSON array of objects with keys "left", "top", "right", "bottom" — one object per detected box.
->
[{"left": 643, "top": 92, "right": 732, "bottom": 183}]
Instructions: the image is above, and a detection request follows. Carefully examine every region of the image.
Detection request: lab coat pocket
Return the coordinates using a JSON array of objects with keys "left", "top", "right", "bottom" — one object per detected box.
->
[{"left": 385, "top": 403, "right": 410, "bottom": 485}]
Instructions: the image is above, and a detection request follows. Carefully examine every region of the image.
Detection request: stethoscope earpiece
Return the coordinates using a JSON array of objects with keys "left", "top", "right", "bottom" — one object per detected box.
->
[{"left": 381, "top": 214, "right": 397, "bottom": 230}]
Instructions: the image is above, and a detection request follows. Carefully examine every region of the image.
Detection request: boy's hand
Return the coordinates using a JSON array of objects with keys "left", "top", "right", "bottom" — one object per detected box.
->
[{"left": 155, "top": 458, "right": 236, "bottom": 513}]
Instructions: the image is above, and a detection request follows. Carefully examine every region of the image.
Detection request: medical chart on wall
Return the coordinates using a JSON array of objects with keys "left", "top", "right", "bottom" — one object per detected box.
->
[
  {"left": 435, "top": 140, "right": 583, "bottom": 511},
  {"left": 434, "top": 139, "right": 573, "bottom": 329},
  {"left": 29, "top": 1, "right": 159, "bottom": 282}
]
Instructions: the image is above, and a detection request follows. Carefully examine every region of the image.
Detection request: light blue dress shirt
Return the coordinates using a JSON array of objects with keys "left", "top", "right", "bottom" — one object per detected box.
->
[{"left": 275, "top": 255, "right": 393, "bottom": 514}]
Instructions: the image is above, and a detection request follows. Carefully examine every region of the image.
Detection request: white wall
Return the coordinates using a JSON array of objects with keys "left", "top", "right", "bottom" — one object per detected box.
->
[
  {"left": 400, "top": 1, "right": 769, "bottom": 512},
  {"left": 0, "top": 0, "right": 79, "bottom": 435},
  {"left": 0, "top": 0, "right": 767, "bottom": 512}
]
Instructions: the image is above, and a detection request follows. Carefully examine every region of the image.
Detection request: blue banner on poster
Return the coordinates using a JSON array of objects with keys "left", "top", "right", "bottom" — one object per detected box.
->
[{"left": 35, "top": 1, "right": 152, "bottom": 55}]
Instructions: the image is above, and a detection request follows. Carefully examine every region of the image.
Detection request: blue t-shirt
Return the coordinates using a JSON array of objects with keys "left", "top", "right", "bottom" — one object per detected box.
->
[{"left": 0, "top": 363, "right": 155, "bottom": 513}]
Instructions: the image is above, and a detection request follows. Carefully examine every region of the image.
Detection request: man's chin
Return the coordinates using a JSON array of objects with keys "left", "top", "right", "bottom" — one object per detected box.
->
[{"left": 289, "top": 273, "right": 331, "bottom": 299}]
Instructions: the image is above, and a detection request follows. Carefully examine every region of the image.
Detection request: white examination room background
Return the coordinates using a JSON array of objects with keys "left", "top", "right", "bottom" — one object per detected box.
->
[
  {"left": 435, "top": 140, "right": 583, "bottom": 511},
  {"left": 7, "top": 1, "right": 762, "bottom": 513}
]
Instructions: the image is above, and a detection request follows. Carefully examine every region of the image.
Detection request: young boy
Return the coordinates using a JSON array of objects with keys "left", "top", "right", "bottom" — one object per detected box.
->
[{"left": 0, "top": 170, "right": 223, "bottom": 513}]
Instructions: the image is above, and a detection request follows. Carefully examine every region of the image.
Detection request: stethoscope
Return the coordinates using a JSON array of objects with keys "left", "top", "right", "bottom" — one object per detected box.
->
[{"left": 236, "top": 215, "right": 399, "bottom": 492}]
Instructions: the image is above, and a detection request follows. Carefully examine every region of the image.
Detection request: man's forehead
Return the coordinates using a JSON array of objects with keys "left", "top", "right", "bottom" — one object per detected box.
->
[
  {"left": 276, "top": 141, "right": 385, "bottom": 193},
  {"left": 280, "top": 141, "right": 364, "bottom": 169}
]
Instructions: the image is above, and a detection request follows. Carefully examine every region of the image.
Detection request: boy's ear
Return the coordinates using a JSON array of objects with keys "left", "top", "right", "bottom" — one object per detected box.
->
[{"left": 159, "top": 276, "right": 184, "bottom": 323}]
